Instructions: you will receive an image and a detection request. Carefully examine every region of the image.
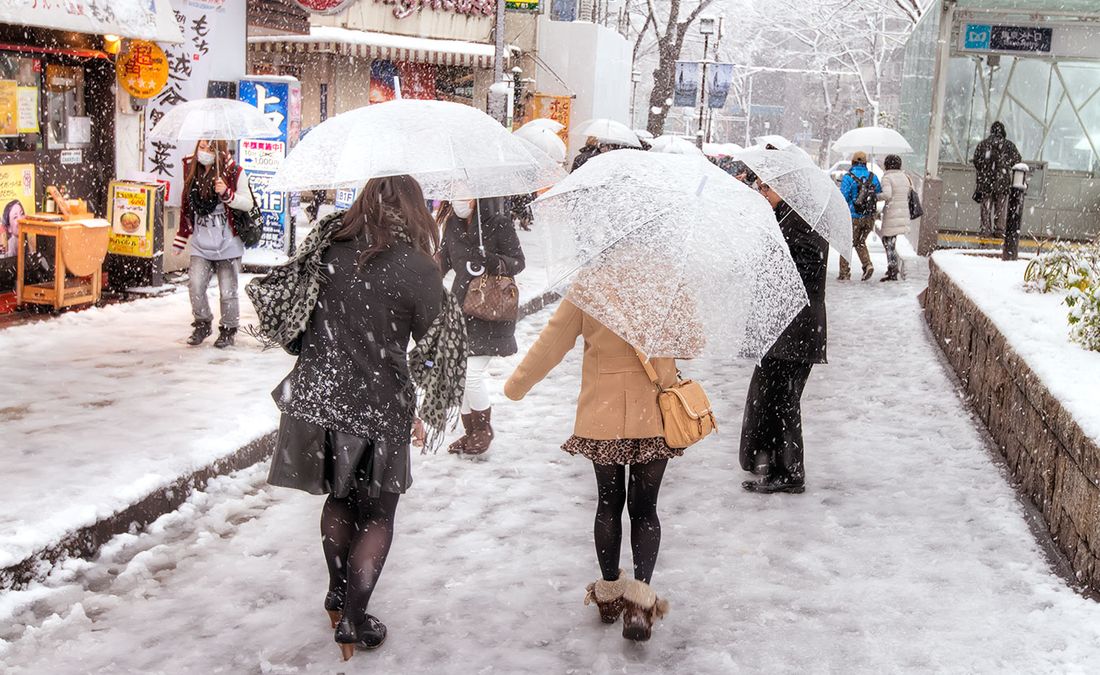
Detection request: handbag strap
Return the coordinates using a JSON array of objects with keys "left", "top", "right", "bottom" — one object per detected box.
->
[{"left": 635, "top": 349, "right": 662, "bottom": 388}]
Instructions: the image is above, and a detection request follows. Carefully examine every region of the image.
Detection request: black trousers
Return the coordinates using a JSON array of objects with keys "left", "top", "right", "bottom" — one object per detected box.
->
[{"left": 738, "top": 357, "right": 814, "bottom": 480}]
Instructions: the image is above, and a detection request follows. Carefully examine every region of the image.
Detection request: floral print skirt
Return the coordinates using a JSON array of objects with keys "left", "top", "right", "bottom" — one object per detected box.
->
[{"left": 561, "top": 435, "right": 685, "bottom": 466}]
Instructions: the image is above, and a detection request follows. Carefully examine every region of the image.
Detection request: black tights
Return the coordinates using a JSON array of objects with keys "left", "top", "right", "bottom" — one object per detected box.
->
[
  {"left": 592, "top": 459, "right": 668, "bottom": 584},
  {"left": 320, "top": 490, "right": 400, "bottom": 625}
]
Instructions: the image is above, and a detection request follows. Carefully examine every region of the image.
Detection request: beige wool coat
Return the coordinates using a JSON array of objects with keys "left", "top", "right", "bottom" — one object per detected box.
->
[
  {"left": 504, "top": 300, "right": 679, "bottom": 440},
  {"left": 879, "top": 169, "right": 914, "bottom": 237}
]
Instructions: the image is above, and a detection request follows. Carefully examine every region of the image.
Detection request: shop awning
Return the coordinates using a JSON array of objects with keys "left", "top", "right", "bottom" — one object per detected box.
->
[
  {"left": 248, "top": 25, "right": 500, "bottom": 69},
  {"left": 0, "top": 0, "right": 183, "bottom": 43}
]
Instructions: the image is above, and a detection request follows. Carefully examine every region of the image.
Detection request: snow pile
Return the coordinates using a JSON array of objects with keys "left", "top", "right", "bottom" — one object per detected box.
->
[
  {"left": 934, "top": 250, "right": 1100, "bottom": 445},
  {"left": 3, "top": 245, "right": 1100, "bottom": 672}
]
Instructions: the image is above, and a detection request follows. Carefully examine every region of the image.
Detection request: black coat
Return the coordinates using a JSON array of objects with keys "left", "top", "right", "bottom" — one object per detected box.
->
[
  {"left": 972, "top": 122, "right": 1022, "bottom": 196},
  {"left": 571, "top": 145, "right": 599, "bottom": 172},
  {"left": 273, "top": 238, "right": 443, "bottom": 447},
  {"left": 767, "top": 201, "right": 828, "bottom": 364},
  {"left": 439, "top": 205, "right": 526, "bottom": 357}
]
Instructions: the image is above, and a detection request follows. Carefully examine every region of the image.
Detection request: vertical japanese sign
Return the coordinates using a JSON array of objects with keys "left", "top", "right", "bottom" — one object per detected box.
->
[
  {"left": 143, "top": 0, "right": 246, "bottom": 207},
  {"left": 673, "top": 62, "right": 702, "bottom": 108},
  {"left": 238, "top": 78, "right": 301, "bottom": 256},
  {"left": 530, "top": 94, "right": 572, "bottom": 145}
]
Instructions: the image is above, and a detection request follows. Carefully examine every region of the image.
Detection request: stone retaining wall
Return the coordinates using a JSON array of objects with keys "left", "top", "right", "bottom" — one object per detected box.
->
[{"left": 924, "top": 256, "right": 1099, "bottom": 595}]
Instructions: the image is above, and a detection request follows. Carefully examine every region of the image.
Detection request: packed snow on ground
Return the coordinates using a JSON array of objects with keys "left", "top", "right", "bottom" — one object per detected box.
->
[
  {"left": 933, "top": 250, "right": 1100, "bottom": 445},
  {"left": 2, "top": 243, "right": 1099, "bottom": 673}
]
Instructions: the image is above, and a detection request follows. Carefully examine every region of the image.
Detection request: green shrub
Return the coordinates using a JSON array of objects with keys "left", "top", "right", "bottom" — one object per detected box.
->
[{"left": 1023, "top": 242, "right": 1100, "bottom": 352}]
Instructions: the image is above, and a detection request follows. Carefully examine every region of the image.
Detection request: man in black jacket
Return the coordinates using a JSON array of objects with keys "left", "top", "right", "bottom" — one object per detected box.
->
[
  {"left": 972, "top": 121, "right": 1022, "bottom": 237},
  {"left": 738, "top": 179, "right": 829, "bottom": 494}
]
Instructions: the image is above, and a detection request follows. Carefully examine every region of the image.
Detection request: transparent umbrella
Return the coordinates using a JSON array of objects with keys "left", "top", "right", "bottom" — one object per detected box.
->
[
  {"left": 533, "top": 150, "right": 808, "bottom": 359},
  {"left": 737, "top": 146, "right": 853, "bottom": 261},
  {"left": 514, "top": 124, "right": 567, "bottom": 163},
  {"left": 520, "top": 118, "right": 565, "bottom": 134},
  {"left": 833, "top": 127, "right": 914, "bottom": 156},
  {"left": 269, "top": 99, "right": 565, "bottom": 199},
  {"left": 147, "top": 98, "right": 281, "bottom": 141},
  {"left": 573, "top": 119, "right": 642, "bottom": 148},
  {"left": 755, "top": 134, "right": 793, "bottom": 149},
  {"left": 650, "top": 135, "right": 705, "bottom": 156}
]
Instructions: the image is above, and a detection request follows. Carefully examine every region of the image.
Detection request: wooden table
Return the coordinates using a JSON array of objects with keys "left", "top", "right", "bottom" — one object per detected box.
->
[{"left": 16, "top": 216, "right": 110, "bottom": 312}]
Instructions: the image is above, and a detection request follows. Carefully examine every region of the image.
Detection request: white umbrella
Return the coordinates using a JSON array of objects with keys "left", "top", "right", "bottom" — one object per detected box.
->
[
  {"left": 832, "top": 127, "right": 914, "bottom": 156},
  {"left": 147, "top": 98, "right": 280, "bottom": 141},
  {"left": 755, "top": 134, "right": 793, "bottom": 149},
  {"left": 650, "top": 135, "right": 704, "bottom": 156},
  {"left": 269, "top": 99, "right": 565, "bottom": 199},
  {"left": 572, "top": 119, "right": 642, "bottom": 148},
  {"left": 534, "top": 150, "right": 808, "bottom": 359},
  {"left": 520, "top": 117, "right": 565, "bottom": 134},
  {"left": 738, "top": 146, "right": 853, "bottom": 261},
  {"left": 634, "top": 129, "right": 655, "bottom": 141},
  {"left": 703, "top": 142, "right": 742, "bottom": 157},
  {"left": 514, "top": 125, "right": 567, "bottom": 163}
]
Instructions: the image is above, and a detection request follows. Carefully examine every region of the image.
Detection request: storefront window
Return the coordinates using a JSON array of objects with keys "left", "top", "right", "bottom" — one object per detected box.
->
[
  {"left": 45, "top": 63, "right": 90, "bottom": 150},
  {"left": 0, "top": 53, "right": 43, "bottom": 153}
]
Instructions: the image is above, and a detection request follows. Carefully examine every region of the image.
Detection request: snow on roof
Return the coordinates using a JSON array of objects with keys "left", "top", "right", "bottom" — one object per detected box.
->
[{"left": 248, "top": 24, "right": 495, "bottom": 58}]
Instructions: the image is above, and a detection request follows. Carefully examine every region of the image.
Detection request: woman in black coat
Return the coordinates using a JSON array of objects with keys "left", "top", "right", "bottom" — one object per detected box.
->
[
  {"left": 438, "top": 198, "right": 526, "bottom": 456},
  {"left": 738, "top": 179, "right": 828, "bottom": 494},
  {"left": 265, "top": 175, "right": 465, "bottom": 659}
]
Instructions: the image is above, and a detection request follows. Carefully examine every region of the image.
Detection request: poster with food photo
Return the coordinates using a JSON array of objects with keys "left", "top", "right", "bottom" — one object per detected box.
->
[{"left": 107, "top": 181, "right": 155, "bottom": 257}]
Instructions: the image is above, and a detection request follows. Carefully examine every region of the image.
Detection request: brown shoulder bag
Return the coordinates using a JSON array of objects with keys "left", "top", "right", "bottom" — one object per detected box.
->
[
  {"left": 461, "top": 217, "right": 519, "bottom": 322},
  {"left": 636, "top": 351, "right": 717, "bottom": 449}
]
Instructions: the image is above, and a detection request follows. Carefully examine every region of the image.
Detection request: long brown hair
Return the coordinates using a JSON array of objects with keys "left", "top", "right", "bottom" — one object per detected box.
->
[
  {"left": 183, "top": 139, "right": 231, "bottom": 197},
  {"left": 335, "top": 174, "right": 439, "bottom": 265}
]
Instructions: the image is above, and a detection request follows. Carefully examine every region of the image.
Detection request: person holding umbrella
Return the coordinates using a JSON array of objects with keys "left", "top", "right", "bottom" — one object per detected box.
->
[
  {"left": 173, "top": 139, "right": 254, "bottom": 348},
  {"left": 438, "top": 199, "right": 526, "bottom": 456}
]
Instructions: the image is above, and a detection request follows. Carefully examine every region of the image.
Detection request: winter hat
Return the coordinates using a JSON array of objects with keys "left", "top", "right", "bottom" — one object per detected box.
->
[{"left": 851, "top": 151, "right": 868, "bottom": 164}]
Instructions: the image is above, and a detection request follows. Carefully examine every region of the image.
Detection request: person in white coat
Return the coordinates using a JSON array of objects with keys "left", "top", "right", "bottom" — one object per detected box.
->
[{"left": 877, "top": 155, "right": 912, "bottom": 282}]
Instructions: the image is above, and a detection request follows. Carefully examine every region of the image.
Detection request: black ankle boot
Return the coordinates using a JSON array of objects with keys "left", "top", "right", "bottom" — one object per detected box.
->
[
  {"left": 214, "top": 326, "right": 237, "bottom": 349},
  {"left": 742, "top": 475, "right": 805, "bottom": 494},
  {"left": 187, "top": 320, "right": 212, "bottom": 346},
  {"left": 324, "top": 589, "right": 345, "bottom": 629},
  {"left": 335, "top": 615, "right": 387, "bottom": 660}
]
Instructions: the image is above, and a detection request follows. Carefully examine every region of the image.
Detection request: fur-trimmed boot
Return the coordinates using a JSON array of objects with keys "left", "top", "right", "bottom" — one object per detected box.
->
[
  {"left": 462, "top": 408, "right": 494, "bottom": 455},
  {"left": 621, "top": 579, "right": 669, "bottom": 642},
  {"left": 583, "top": 569, "right": 628, "bottom": 624},
  {"left": 448, "top": 413, "right": 474, "bottom": 454}
]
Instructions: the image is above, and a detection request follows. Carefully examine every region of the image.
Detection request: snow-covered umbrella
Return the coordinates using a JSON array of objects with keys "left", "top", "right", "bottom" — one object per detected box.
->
[
  {"left": 514, "top": 124, "right": 567, "bottom": 163},
  {"left": 737, "top": 146, "right": 854, "bottom": 261},
  {"left": 703, "top": 142, "right": 743, "bottom": 157},
  {"left": 755, "top": 134, "right": 793, "bottom": 149},
  {"left": 650, "top": 135, "right": 704, "bottom": 156},
  {"left": 832, "top": 127, "right": 914, "bottom": 156},
  {"left": 520, "top": 117, "right": 565, "bottom": 134},
  {"left": 634, "top": 129, "right": 655, "bottom": 141},
  {"left": 532, "top": 150, "right": 808, "bottom": 359},
  {"left": 572, "top": 119, "right": 642, "bottom": 148},
  {"left": 147, "top": 98, "right": 280, "bottom": 141},
  {"left": 269, "top": 99, "right": 565, "bottom": 199}
]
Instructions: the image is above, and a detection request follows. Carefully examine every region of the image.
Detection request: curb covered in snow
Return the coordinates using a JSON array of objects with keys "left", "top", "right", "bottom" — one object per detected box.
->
[{"left": 0, "top": 291, "right": 561, "bottom": 591}]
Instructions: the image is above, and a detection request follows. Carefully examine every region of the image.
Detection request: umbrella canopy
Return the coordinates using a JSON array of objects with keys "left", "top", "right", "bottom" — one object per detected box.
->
[
  {"left": 703, "top": 142, "right": 743, "bottom": 157},
  {"left": 755, "top": 134, "right": 793, "bottom": 149},
  {"left": 269, "top": 99, "right": 565, "bottom": 198},
  {"left": 573, "top": 119, "right": 642, "bottom": 148},
  {"left": 650, "top": 135, "right": 704, "bottom": 156},
  {"left": 514, "top": 124, "right": 567, "bottom": 163},
  {"left": 737, "top": 146, "right": 853, "bottom": 261},
  {"left": 533, "top": 150, "right": 808, "bottom": 359},
  {"left": 634, "top": 129, "right": 655, "bottom": 140},
  {"left": 147, "top": 98, "right": 281, "bottom": 141},
  {"left": 832, "top": 127, "right": 914, "bottom": 156},
  {"left": 520, "top": 118, "right": 565, "bottom": 134}
]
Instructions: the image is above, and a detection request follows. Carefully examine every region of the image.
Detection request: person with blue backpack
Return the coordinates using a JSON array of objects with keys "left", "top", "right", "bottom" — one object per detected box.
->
[{"left": 839, "top": 151, "right": 882, "bottom": 281}]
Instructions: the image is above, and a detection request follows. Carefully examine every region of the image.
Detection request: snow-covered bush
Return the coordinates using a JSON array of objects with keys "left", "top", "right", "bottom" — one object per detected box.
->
[
  {"left": 1024, "top": 242, "right": 1100, "bottom": 352},
  {"left": 1066, "top": 285, "right": 1100, "bottom": 352}
]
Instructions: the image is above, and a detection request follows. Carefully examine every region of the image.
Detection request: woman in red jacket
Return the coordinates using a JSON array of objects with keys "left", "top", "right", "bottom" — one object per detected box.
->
[{"left": 173, "top": 139, "right": 254, "bottom": 348}]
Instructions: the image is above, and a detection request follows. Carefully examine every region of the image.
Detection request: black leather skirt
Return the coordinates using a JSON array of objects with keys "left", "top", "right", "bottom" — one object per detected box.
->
[{"left": 268, "top": 414, "right": 412, "bottom": 499}]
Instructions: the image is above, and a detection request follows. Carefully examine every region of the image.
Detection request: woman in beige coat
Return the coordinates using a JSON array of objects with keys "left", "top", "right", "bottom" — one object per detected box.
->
[
  {"left": 878, "top": 154, "right": 913, "bottom": 281},
  {"left": 504, "top": 292, "right": 682, "bottom": 642}
]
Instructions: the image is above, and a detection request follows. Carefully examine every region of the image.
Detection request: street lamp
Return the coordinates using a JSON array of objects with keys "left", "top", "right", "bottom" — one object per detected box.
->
[
  {"left": 630, "top": 70, "right": 642, "bottom": 129},
  {"left": 697, "top": 16, "right": 716, "bottom": 148}
]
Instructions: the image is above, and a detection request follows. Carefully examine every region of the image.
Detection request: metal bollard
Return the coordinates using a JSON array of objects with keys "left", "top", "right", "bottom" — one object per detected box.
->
[{"left": 1003, "top": 162, "right": 1030, "bottom": 261}]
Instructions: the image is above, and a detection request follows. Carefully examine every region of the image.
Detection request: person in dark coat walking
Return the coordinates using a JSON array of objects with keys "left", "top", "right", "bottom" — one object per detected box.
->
[
  {"left": 972, "top": 121, "right": 1022, "bottom": 236},
  {"left": 438, "top": 198, "right": 526, "bottom": 456},
  {"left": 739, "top": 178, "right": 828, "bottom": 494},
  {"left": 263, "top": 175, "right": 466, "bottom": 659}
]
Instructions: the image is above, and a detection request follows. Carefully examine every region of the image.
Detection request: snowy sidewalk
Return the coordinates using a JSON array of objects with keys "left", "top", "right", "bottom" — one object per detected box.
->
[{"left": 3, "top": 243, "right": 1099, "bottom": 673}]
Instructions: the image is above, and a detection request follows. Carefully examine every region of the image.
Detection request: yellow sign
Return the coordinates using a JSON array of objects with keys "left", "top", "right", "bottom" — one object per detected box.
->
[
  {"left": 529, "top": 93, "right": 572, "bottom": 145},
  {"left": 0, "top": 80, "right": 18, "bottom": 136},
  {"left": 108, "top": 181, "right": 155, "bottom": 257},
  {"left": 17, "top": 86, "right": 38, "bottom": 133},
  {"left": 0, "top": 163, "right": 34, "bottom": 259},
  {"left": 116, "top": 40, "right": 169, "bottom": 100}
]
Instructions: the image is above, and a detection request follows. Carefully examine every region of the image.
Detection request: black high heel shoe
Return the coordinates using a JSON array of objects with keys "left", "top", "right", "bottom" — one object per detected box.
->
[
  {"left": 324, "top": 589, "right": 345, "bottom": 629},
  {"left": 334, "top": 615, "right": 387, "bottom": 660}
]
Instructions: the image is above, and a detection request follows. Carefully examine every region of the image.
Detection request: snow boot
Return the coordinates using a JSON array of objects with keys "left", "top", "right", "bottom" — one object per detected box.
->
[
  {"left": 742, "top": 474, "right": 805, "bottom": 494},
  {"left": 861, "top": 265, "right": 875, "bottom": 281},
  {"left": 462, "top": 408, "right": 494, "bottom": 455},
  {"left": 214, "top": 326, "right": 237, "bottom": 349},
  {"left": 448, "top": 413, "right": 474, "bottom": 454},
  {"left": 335, "top": 614, "right": 386, "bottom": 660},
  {"left": 186, "top": 320, "right": 212, "bottom": 346},
  {"left": 620, "top": 579, "right": 669, "bottom": 642},
  {"left": 584, "top": 569, "right": 628, "bottom": 624}
]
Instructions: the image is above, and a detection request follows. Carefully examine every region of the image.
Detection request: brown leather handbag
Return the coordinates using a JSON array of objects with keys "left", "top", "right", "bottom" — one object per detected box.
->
[
  {"left": 637, "top": 351, "right": 717, "bottom": 449},
  {"left": 461, "top": 218, "right": 519, "bottom": 322}
]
